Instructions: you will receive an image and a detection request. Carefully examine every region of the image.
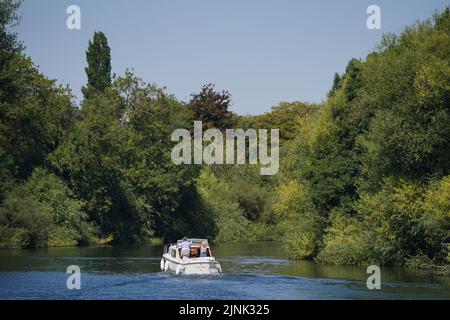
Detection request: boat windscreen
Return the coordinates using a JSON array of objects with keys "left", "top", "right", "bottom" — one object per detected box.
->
[{"left": 176, "top": 239, "right": 208, "bottom": 247}]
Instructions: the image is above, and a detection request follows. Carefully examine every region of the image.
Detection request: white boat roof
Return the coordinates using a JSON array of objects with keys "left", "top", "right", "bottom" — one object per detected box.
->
[{"left": 176, "top": 238, "right": 209, "bottom": 246}]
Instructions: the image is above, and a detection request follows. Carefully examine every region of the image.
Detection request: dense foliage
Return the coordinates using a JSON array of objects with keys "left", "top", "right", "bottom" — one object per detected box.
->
[
  {"left": 275, "top": 8, "right": 450, "bottom": 265},
  {"left": 0, "top": 1, "right": 448, "bottom": 267}
]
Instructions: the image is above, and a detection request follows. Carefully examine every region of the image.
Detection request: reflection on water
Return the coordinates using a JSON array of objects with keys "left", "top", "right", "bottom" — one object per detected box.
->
[{"left": 0, "top": 242, "right": 448, "bottom": 299}]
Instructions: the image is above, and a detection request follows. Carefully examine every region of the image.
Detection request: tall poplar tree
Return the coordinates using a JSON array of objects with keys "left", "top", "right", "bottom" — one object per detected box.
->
[{"left": 82, "top": 31, "right": 112, "bottom": 99}]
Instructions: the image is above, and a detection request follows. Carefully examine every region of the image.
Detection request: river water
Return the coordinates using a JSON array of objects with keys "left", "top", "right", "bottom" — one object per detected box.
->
[{"left": 0, "top": 242, "right": 448, "bottom": 300}]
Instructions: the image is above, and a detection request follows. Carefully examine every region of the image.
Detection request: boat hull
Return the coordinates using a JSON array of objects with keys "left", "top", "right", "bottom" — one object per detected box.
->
[{"left": 161, "top": 254, "right": 222, "bottom": 276}]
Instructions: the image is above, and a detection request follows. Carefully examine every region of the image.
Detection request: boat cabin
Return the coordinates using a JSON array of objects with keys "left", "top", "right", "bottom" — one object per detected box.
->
[{"left": 174, "top": 238, "right": 212, "bottom": 258}]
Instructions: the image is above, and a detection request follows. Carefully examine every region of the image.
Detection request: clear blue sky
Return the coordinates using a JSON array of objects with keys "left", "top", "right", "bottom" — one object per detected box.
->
[{"left": 17, "top": 0, "right": 449, "bottom": 114}]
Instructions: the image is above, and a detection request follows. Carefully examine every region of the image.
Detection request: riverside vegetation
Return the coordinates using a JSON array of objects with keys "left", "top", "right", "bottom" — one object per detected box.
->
[{"left": 0, "top": 1, "right": 449, "bottom": 267}]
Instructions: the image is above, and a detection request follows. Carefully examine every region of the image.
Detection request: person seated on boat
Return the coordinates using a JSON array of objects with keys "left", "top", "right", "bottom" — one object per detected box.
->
[
  {"left": 200, "top": 241, "right": 208, "bottom": 257},
  {"left": 180, "top": 237, "right": 191, "bottom": 258}
]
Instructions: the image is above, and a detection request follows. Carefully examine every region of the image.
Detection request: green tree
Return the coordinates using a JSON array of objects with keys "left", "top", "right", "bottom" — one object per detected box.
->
[
  {"left": 240, "top": 102, "right": 319, "bottom": 144},
  {"left": 0, "top": 0, "right": 23, "bottom": 92},
  {"left": 196, "top": 169, "right": 251, "bottom": 242},
  {"left": 281, "top": 8, "right": 450, "bottom": 265},
  {"left": 327, "top": 72, "right": 342, "bottom": 98},
  {"left": 357, "top": 15, "right": 450, "bottom": 192},
  {"left": 0, "top": 0, "right": 77, "bottom": 193},
  {"left": 81, "top": 31, "right": 112, "bottom": 99},
  {"left": 51, "top": 72, "right": 199, "bottom": 243},
  {"left": 187, "top": 83, "right": 234, "bottom": 130}
]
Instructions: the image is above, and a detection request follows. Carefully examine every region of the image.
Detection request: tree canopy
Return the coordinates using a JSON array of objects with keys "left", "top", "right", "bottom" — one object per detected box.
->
[{"left": 0, "top": 1, "right": 448, "bottom": 267}]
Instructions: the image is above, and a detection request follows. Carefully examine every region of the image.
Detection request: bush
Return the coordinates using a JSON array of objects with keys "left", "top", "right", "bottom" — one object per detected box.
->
[
  {"left": 421, "top": 175, "right": 450, "bottom": 263},
  {"left": 0, "top": 194, "right": 52, "bottom": 248},
  {"left": 247, "top": 222, "right": 278, "bottom": 241},
  {"left": 0, "top": 168, "right": 98, "bottom": 248},
  {"left": 211, "top": 200, "right": 250, "bottom": 242},
  {"left": 22, "top": 168, "right": 98, "bottom": 246},
  {"left": 196, "top": 169, "right": 251, "bottom": 242},
  {"left": 318, "top": 177, "right": 450, "bottom": 266},
  {"left": 357, "top": 180, "right": 426, "bottom": 265},
  {"left": 0, "top": 226, "right": 29, "bottom": 249},
  {"left": 48, "top": 226, "right": 79, "bottom": 247},
  {"left": 273, "top": 181, "right": 323, "bottom": 259},
  {"left": 317, "top": 214, "right": 368, "bottom": 265}
]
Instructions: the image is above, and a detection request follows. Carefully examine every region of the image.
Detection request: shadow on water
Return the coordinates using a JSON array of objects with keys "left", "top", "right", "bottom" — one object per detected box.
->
[{"left": 0, "top": 242, "right": 449, "bottom": 299}]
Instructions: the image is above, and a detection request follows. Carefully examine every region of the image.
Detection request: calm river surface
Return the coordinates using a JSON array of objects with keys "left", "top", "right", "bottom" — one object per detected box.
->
[{"left": 0, "top": 242, "right": 448, "bottom": 300}]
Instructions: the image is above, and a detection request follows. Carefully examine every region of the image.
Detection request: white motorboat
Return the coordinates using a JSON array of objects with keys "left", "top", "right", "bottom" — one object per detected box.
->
[{"left": 160, "top": 238, "right": 222, "bottom": 275}]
